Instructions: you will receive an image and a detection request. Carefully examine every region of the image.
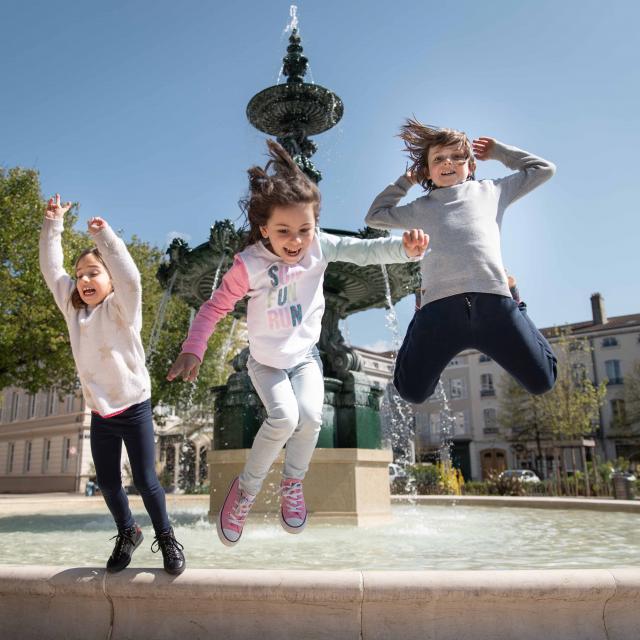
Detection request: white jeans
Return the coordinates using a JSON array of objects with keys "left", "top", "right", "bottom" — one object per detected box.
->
[{"left": 239, "top": 349, "right": 324, "bottom": 496}]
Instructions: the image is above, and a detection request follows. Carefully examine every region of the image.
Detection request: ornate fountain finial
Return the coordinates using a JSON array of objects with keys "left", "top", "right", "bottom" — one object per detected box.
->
[
  {"left": 246, "top": 22, "right": 343, "bottom": 184},
  {"left": 282, "top": 29, "right": 308, "bottom": 83}
]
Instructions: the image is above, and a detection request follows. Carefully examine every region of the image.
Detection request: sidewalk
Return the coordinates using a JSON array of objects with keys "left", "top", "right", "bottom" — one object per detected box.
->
[
  {"left": 0, "top": 493, "right": 209, "bottom": 517},
  {"left": 392, "top": 493, "right": 640, "bottom": 513}
]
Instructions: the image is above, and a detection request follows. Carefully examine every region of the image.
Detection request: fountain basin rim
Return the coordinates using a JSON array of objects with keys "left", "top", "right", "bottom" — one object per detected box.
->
[
  {"left": 2, "top": 564, "right": 639, "bottom": 592},
  {"left": 2, "top": 493, "right": 637, "bottom": 517},
  {"left": 392, "top": 493, "right": 640, "bottom": 513},
  {"left": 2, "top": 565, "right": 638, "bottom": 640},
  {"left": 246, "top": 83, "right": 344, "bottom": 137}
]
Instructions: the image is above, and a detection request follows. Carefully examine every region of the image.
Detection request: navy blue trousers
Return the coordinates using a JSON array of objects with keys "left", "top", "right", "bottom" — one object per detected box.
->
[
  {"left": 394, "top": 293, "right": 557, "bottom": 404},
  {"left": 91, "top": 399, "right": 170, "bottom": 533}
]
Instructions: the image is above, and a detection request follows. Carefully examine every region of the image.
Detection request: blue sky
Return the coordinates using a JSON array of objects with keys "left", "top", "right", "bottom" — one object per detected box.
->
[{"left": 2, "top": 0, "right": 639, "bottom": 350}]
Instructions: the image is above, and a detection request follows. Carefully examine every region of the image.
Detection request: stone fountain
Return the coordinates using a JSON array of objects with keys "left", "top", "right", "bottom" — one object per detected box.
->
[{"left": 159, "top": 28, "right": 420, "bottom": 524}]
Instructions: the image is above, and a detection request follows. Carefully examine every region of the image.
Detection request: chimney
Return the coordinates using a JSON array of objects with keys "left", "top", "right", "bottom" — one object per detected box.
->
[{"left": 590, "top": 292, "right": 607, "bottom": 325}]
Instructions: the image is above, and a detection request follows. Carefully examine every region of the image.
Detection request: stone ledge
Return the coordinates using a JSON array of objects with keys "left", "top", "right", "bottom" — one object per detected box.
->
[
  {"left": 392, "top": 494, "right": 640, "bottom": 513},
  {"left": 1, "top": 566, "right": 639, "bottom": 640}
]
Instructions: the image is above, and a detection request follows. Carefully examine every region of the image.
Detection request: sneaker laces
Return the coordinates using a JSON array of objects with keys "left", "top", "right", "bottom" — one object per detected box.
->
[
  {"left": 109, "top": 527, "right": 137, "bottom": 555},
  {"left": 280, "top": 481, "right": 305, "bottom": 518},
  {"left": 151, "top": 530, "right": 184, "bottom": 560},
  {"left": 227, "top": 493, "right": 255, "bottom": 528}
]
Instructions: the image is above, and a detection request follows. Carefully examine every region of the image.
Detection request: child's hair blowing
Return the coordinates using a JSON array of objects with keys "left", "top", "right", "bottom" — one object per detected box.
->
[
  {"left": 71, "top": 247, "right": 110, "bottom": 309},
  {"left": 240, "top": 139, "right": 321, "bottom": 247},
  {"left": 399, "top": 117, "right": 475, "bottom": 190}
]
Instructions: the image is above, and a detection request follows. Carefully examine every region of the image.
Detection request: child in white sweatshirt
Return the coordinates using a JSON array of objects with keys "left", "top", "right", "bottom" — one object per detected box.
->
[{"left": 40, "top": 195, "right": 185, "bottom": 575}]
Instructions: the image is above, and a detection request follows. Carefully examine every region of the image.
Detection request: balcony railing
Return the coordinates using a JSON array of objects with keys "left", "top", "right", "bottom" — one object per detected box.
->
[{"left": 480, "top": 389, "right": 495, "bottom": 397}]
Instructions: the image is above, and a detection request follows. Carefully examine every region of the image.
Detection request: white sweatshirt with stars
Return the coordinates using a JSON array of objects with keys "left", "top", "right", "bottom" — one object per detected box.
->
[{"left": 39, "top": 218, "right": 151, "bottom": 417}]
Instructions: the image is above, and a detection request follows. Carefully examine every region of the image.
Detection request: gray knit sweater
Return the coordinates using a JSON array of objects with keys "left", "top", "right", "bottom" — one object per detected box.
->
[{"left": 365, "top": 141, "right": 555, "bottom": 306}]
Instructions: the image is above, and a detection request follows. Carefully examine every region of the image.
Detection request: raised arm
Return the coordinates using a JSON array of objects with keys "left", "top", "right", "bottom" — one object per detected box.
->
[
  {"left": 39, "top": 195, "right": 75, "bottom": 315},
  {"left": 167, "top": 254, "right": 250, "bottom": 382},
  {"left": 364, "top": 173, "right": 428, "bottom": 231},
  {"left": 474, "top": 137, "right": 556, "bottom": 208},
  {"left": 88, "top": 217, "right": 142, "bottom": 324},
  {"left": 320, "top": 230, "right": 427, "bottom": 266}
]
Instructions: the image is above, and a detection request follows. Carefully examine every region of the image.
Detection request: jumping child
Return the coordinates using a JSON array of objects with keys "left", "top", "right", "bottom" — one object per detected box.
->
[
  {"left": 167, "top": 141, "right": 428, "bottom": 546},
  {"left": 365, "top": 118, "right": 558, "bottom": 404},
  {"left": 39, "top": 196, "right": 185, "bottom": 574}
]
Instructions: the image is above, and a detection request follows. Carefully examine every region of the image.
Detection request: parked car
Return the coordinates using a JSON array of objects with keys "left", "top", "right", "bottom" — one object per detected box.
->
[
  {"left": 498, "top": 469, "right": 541, "bottom": 483},
  {"left": 610, "top": 470, "right": 637, "bottom": 482},
  {"left": 388, "top": 463, "right": 408, "bottom": 486}
]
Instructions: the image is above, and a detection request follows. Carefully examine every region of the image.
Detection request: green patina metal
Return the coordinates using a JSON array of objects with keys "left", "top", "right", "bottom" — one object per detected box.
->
[
  {"left": 246, "top": 29, "right": 343, "bottom": 184},
  {"left": 159, "top": 28, "right": 420, "bottom": 451},
  {"left": 162, "top": 223, "right": 419, "bottom": 451}
]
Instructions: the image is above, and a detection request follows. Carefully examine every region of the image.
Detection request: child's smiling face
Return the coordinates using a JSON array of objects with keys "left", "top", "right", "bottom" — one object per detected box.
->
[
  {"left": 260, "top": 203, "right": 317, "bottom": 264},
  {"left": 75, "top": 254, "right": 113, "bottom": 306},
  {"left": 426, "top": 143, "right": 473, "bottom": 188}
]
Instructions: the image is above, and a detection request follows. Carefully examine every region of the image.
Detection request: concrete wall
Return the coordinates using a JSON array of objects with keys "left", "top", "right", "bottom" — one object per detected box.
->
[
  {"left": 0, "top": 475, "right": 77, "bottom": 493},
  {"left": 1, "top": 566, "right": 639, "bottom": 640}
]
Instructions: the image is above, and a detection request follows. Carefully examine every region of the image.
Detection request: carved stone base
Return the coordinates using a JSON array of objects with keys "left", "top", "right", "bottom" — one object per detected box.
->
[{"left": 208, "top": 448, "right": 392, "bottom": 526}]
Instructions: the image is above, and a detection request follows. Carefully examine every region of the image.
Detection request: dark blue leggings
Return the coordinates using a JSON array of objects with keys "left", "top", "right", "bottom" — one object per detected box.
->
[
  {"left": 90, "top": 399, "right": 170, "bottom": 534},
  {"left": 394, "top": 293, "right": 558, "bottom": 404}
]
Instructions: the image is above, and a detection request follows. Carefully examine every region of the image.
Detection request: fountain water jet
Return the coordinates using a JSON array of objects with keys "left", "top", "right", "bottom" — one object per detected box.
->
[{"left": 379, "top": 264, "right": 417, "bottom": 469}]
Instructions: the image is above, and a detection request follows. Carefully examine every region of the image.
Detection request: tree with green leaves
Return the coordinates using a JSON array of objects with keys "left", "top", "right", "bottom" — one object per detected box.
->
[
  {"left": 0, "top": 167, "right": 243, "bottom": 411},
  {"left": 624, "top": 361, "right": 640, "bottom": 428},
  {"left": 498, "top": 374, "right": 545, "bottom": 476},
  {"left": 537, "top": 330, "right": 607, "bottom": 441},
  {"left": 127, "top": 235, "right": 243, "bottom": 412},
  {"left": 0, "top": 168, "right": 86, "bottom": 394},
  {"left": 499, "top": 329, "right": 607, "bottom": 483}
]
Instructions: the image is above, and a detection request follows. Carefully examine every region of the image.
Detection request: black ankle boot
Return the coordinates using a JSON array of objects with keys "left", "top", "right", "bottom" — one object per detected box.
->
[
  {"left": 152, "top": 527, "right": 185, "bottom": 575},
  {"left": 106, "top": 524, "right": 143, "bottom": 573}
]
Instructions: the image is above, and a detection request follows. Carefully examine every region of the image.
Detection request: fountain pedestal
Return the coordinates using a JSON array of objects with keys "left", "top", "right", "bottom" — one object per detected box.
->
[
  {"left": 208, "top": 448, "right": 392, "bottom": 525},
  {"left": 209, "top": 350, "right": 393, "bottom": 524},
  {"left": 212, "top": 361, "right": 385, "bottom": 451}
]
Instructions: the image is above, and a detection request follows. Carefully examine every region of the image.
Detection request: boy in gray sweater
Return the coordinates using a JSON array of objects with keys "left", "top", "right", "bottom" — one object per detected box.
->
[{"left": 365, "top": 118, "right": 557, "bottom": 403}]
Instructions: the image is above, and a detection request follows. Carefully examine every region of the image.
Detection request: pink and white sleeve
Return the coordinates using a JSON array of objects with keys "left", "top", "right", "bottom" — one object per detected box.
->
[{"left": 180, "top": 254, "right": 250, "bottom": 362}]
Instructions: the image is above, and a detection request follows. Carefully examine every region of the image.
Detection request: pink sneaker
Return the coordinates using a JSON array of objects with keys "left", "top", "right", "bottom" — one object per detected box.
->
[
  {"left": 216, "top": 476, "right": 256, "bottom": 547},
  {"left": 279, "top": 478, "right": 307, "bottom": 534}
]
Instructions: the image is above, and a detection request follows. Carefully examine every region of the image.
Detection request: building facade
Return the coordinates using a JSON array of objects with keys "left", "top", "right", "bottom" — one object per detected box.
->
[
  {"left": 2, "top": 294, "right": 638, "bottom": 491},
  {"left": 0, "top": 388, "right": 93, "bottom": 493}
]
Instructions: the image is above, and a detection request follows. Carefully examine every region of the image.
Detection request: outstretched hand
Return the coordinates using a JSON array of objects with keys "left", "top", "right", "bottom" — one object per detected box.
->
[
  {"left": 45, "top": 194, "right": 72, "bottom": 220},
  {"left": 403, "top": 228, "right": 429, "bottom": 258},
  {"left": 472, "top": 137, "right": 496, "bottom": 161},
  {"left": 87, "top": 217, "right": 108, "bottom": 236},
  {"left": 167, "top": 353, "right": 202, "bottom": 383},
  {"left": 404, "top": 169, "right": 419, "bottom": 185}
]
